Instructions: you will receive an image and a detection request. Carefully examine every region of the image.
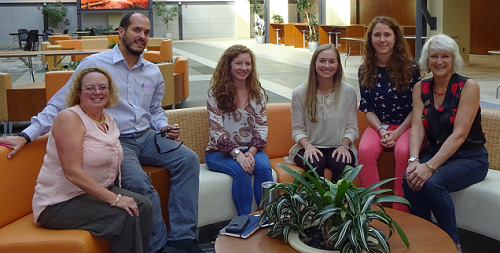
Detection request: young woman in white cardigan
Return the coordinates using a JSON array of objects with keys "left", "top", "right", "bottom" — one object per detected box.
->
[{"left": 286, "top": 44, "right": 359, "bottom": 180}]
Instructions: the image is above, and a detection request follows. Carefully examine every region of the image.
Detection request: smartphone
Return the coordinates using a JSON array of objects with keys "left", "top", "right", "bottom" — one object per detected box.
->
[
  {"left": 226, "top": 215, "right": 250, "bottom": 233},
  {"left": 159, "top": 124, "right": 179, "bottom": 137}
]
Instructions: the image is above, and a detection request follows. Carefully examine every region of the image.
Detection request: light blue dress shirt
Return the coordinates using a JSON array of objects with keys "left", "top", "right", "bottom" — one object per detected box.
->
[{"left": 24, "top": 46, "right": 168, "bottom": 140}]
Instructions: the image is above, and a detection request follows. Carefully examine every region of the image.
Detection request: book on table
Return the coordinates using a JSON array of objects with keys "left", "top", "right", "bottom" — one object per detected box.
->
[{"left": 219, "top": 215, "right": 261, "bottom": 239}]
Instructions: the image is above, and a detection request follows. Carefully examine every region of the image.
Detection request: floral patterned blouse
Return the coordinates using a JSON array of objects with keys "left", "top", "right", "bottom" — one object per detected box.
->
[
  {"left": 359, "top": 60, "right": 421, "bottom": 124},
  {"left": 420, "top": 73, "right": 485, "bottom": 149},
  {"left": 205, "top": 89, "right": 268, "bottom": 155}
]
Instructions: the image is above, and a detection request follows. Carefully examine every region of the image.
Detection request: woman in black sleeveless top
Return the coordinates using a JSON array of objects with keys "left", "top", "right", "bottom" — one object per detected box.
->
[{"left": 402, "top": 34, "right": 489, "bottom": 253}]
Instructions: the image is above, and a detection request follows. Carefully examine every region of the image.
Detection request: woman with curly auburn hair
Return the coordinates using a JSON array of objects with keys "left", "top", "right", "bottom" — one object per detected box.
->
[
  {"left": 357, "top": 16, "right": 422, "bottom": 213},
  {"left": 285, "top": 44, "right": 358, "bottom": 180},
  {"left": 32, "top": 66, "right": 152, "bottom": 253},
  {"left": 205, "top": 44, "right": 274, "bottom": 215}
]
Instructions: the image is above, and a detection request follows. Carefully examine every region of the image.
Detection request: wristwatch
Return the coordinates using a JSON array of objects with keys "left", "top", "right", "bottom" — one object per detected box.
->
[
  {"left": 17, "top": 132, "right": 31, "bottom": 144},
  {"left": 232, "top": 149, "right": 241, "bottom": 160},
  {"left": 408, "top": 157, "right": 420, "bottom": 164}
]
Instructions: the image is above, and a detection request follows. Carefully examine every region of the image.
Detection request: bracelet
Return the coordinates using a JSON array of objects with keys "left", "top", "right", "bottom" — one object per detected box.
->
[
  {"left": 111, "top": 194, "right": 122, "bottom": 207},
  {"left": 341, "top": 144, "right": 350, "bottom": 150},
  {"left": 377, "top": 127, "right": 384, "bottom": 134},
  {"left": 425, "top": 162, "right": 436, "bottom": 172}
]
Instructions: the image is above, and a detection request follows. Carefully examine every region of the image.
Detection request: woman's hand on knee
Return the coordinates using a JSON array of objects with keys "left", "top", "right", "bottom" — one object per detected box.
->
[
  {"left": 332, "top": 147, "right": 351, "bottom": 164},
  {"left": 237, "top": 155, "right": 254, "bottom": 174},
  {"left": 116, "top": 196, "right": 140, "bottom": 217},
  {"left": 304, "top": 145, "right": 322, "bottom": 164},
  {"left": 406, "top": 163, "right": 432, "bottom": 191}
]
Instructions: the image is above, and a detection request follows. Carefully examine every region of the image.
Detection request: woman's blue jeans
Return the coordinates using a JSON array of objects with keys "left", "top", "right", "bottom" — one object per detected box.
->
[
  {"left": 205, "top": 150, "right": 274, "bottom": 215},
  {"left": 402, "top": 146, "right": 489, "bottom": 246}
]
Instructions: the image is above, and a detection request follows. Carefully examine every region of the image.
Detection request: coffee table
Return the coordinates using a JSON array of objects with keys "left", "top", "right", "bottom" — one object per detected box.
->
[{"left": 215, "top": 208, "right": 456, "bottom": 253}]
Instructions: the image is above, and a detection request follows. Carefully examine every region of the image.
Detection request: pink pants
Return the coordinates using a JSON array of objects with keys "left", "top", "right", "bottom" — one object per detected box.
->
[{"left": 358, "top": 125, "right": 410, "bottom": 213}]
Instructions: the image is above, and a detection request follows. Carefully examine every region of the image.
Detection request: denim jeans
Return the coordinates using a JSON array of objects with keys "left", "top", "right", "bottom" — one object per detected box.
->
[
  {"left": 205, "top": 150, "right": 274, "bottom": 215},
  {"left": 402, "top": 146, "right": 489, "bottom": 246},
  {"left": 119, "top": 129, "right": 200, "bottom": 253}
]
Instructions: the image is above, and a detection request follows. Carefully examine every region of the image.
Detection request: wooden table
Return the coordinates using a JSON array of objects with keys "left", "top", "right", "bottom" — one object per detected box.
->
[
  {"left": 7, "top": 82, "right": 46, "bottom": 122},
  {"left": 0, "top": 51, "right": 40, "bottom": 82},
  {"left": 41, "top": 49, "right": 110, "bottom": 70},
  {"left": 319, "top": 25, "right": 365, "bottom": 54},
  {"left": 73, "top": 31, "right": 90, "bottom": 36},
  {"left": 488, "top": 50, "right": 500, "bottom": 98},
  {"left": 269, "top": 23, "right": 285, "bottom": 45},
  {"left": 102, "top": 31, "right": 119, "bottom": 35},
  {"left": 340, "top": 37, "right": 364, "bottom": 66},
  {"left": 215, "top": 208, "right": 456, "bottom": 253}
]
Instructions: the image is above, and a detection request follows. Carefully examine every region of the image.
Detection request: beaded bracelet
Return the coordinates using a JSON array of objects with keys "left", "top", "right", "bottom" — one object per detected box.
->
[{"left": 111, "top": 194, "right": 122, "bottom": 207}]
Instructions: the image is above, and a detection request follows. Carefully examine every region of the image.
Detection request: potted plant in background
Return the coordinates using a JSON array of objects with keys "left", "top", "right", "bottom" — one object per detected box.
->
[
  {"left": 260, "top": 157, "right": 410, "bottom": 253},
  {"left": 250, "top": 0, "right": 265, "bottom": 44},
  {"left": 272, "top": 14, "right": 284, "bottom": 24},
  {"left": 41, "top": 0, "right": 70, "bottom": 33},
  {"left": 154, "top": 2, "right": 179, "bottom": 39},
  {"left": 296, "top": 0, "right": 319, "bottom": 52}
]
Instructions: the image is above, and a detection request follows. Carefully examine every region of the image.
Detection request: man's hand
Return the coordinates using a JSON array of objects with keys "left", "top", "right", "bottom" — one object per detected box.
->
[
  {"left": 160, "top": 124, "right": 180, "bottom": 140},
  {"left": 0, "top": 136, "right": 27, "bottom": 159}
]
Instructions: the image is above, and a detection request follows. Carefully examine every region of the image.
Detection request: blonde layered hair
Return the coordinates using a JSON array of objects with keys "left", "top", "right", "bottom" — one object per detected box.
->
[
  {"left": 360, "top": 16, "right": 417, "bottom": 92},
  {"left": 305, "top": 44, "right": 343, "bottom": 123},
  {"left": 209, "top": 44, "right": 268, "bottom": 114},
  {"left": 66, "top": 66, "right": 119, "bottom": 108}
]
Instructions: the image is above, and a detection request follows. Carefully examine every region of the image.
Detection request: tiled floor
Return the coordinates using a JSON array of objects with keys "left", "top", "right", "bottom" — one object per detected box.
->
[{"left": 2, "top": 39, "right": 500, "bottom": 252}]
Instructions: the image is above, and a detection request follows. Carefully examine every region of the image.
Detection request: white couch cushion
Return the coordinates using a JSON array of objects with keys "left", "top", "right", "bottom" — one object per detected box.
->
[
  {"left": 197, "top": 164, "right": 277, "bottom": 227},
  {"left": 451, "top": 169, "right": 500, "bottom": 241}
]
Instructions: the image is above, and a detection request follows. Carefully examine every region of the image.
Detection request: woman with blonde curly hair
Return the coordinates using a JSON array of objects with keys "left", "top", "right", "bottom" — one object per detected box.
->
[
  {"left": 285, "top": 44, "right": 358, "bottom": 180},
  {"left": 32, "top": 66, "right": 153, "bottom": 253},
  {"left": 357, "top": 16, "right": 422, "bottom": 212},
  {"left": 205, "top": 44, "right": 274, "bottom": 215}
]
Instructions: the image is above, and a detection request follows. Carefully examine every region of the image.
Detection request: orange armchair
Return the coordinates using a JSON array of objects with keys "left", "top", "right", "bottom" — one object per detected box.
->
[
  {"left": 0, "top": 136, "right": 111, "bottom": 253},
  {"left": 143, "top": 39, "right": 172, "bottom": 63},
  {"left": 45, "top": 71, "right": 74, "bottom": 103},
  {"left": 0, "top": 73, "right": 12, "bottom": 134},
  {"left": 54, "top": 40, "right": 85, "bottom": 61},
  {"left": 173, "top": 56, "right": 189, "bottom": 108}
]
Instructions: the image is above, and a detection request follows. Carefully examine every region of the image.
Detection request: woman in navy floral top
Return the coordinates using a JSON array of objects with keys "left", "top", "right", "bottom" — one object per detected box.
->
[
  {"left": 357, "top": 16, "right": 421, "bottom": 213},
  {"left": 205, "top": 45, "right": 274, "bottom": 215},
  {"left": 403, "top": 34, "right": 488, "bottom": 252}
]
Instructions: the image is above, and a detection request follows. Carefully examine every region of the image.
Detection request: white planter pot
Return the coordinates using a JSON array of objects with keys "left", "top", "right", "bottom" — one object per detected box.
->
[
  {"left": 165, "top": 33, "right": 173, "bottom": 39},
  {"left": 288, "top": 231, "right": 339, "bottom": 253},
  {"left": 288, "top": 231, "right": 372, "bottom": 253},
  {"left": 256, "top": 36, "right": 265, "bottom": 44},
  {"left": 308, "top": 41, "right": 319, "bottom": 52}
]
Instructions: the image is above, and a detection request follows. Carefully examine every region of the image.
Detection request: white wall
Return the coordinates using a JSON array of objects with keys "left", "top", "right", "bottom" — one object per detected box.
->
[
  {"left": 0, "top": 5, "right": 78, "bottom": 46},
  {"left": 181, "top": 4, "right": 236, "bottom": 39}
]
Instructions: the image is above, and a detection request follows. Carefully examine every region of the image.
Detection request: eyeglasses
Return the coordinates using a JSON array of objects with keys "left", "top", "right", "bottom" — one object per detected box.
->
[{"left": 81, "top": 85, "right": 110, "bottom": 92}]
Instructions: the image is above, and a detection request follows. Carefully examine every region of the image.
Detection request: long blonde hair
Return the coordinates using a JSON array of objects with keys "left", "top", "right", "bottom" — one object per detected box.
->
[
  {"left": 208, "top": 44, "right": 268, "bottom": 114},
  {"left": 305, "top": 44, "right": 343, "bottom": 123}
]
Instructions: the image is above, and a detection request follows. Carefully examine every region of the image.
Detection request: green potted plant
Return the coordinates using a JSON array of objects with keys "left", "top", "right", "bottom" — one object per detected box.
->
[
  {"left": 41, "top": 0, "right": 70, "bottom": 33},
  {"left": 296, "top": 0, "right": 319, "bottom": 52},
  {"left": 272, "top": 14, "right": 284, "bottom": 24},
  {"left": 260, "top": 157, "right": 410, "bottom": 252},
  {"left": 250, "top": 0, "right": 265, "bottom": 44},
  {"left": 153, "top": 2, "right": 179, "bottom": 39}
]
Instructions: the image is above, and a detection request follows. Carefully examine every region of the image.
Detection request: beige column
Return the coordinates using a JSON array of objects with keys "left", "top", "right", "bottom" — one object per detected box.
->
[
  {"left": 235, "top": 0, "right": 251, "bottom": 39},
  {"left": 325, "top": 0, "right": 350, "bottom": 25},
  {"left": 427, "top": 0, "right": 470, "bottom": 62},
  {"left": 270, "top": 0, "right": 288, "bottom": 23}
]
